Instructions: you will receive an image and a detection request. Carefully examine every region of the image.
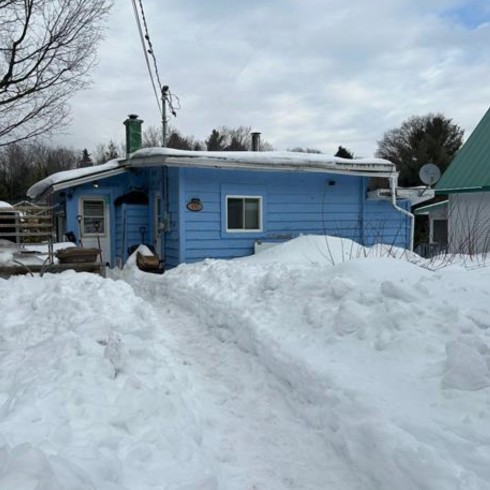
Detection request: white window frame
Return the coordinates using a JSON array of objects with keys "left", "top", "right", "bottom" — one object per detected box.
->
[
  {"left": 226, "top": 195, "right": 263, "bottom": 233},
  {"left": 81, "top": 197, "right": 106, "bottom": 236}
]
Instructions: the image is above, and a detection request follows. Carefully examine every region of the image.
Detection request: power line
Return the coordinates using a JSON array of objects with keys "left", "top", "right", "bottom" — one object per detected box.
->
[
  {"left": 130, "top": 0, "right": 182, "bottom": 147},
  {"left": 167, "top": 90, "right": 180, "bottom": 117},
  {"left": 136, "top": 0, "right": 163, "bottom": 92},
  {"left": 130, "top": 0, "right": 162, "bottom": 115}
]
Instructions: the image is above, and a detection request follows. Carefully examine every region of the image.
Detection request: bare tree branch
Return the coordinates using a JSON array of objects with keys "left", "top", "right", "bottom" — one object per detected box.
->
[{"left": 0, "top": 0, "right": 112, "bottom": 147}]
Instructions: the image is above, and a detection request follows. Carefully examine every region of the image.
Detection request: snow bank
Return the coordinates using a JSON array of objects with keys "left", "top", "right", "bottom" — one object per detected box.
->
[
  {"left": 3, "top": 234, "right": 490, "bottom": 489},
  {"left": 122, "top": 235, "right": 490, "bottom": 490},
  {"left": 0, "top": 272, "right": 216, "bottom": 489}
]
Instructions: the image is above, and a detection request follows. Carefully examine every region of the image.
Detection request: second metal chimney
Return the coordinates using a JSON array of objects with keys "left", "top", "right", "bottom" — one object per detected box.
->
[{"left": 251, "top": 132, "right": 261, "bottom": 151}]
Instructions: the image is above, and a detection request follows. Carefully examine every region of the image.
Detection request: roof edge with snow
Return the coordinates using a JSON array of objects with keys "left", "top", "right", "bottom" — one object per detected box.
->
[{"left": 27, "top": 149, "right": 397, "bottom": 199}]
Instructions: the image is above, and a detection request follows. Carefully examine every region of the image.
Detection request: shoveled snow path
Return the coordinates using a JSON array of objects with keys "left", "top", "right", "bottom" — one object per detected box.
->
[{"left": 134, "top": 285, "right": 363, "bottom": 489}]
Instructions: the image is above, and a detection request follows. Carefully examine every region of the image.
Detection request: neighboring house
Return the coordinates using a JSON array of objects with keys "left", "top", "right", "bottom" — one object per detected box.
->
[
  {"left": 436, "top": 106, "right": 490, "bottom": 254},
  {"left": 28, "top": 116, "right": 417, "bottom": 269},
  {"left": 414, "top": 200, "right": 448, "bottom": 256}
]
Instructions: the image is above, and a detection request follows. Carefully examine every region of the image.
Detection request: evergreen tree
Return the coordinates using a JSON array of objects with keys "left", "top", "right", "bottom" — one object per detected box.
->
[
  {"left": 335, "top": 146, "right": 354, "bottom": 159},
  {"left": 206, "top": 129, "right": 226, "bottom": 151},
  {"left": 225, "top": 135, "right": 248, "bottom": 151},
  {"left": 105, "top": 140, "right": 119, "bottom": 160},
  {"left": 167, "top": 130, "right": 203, "bottom": 150},
  {"left": 376, "top": 114, "right": 463, "bottom": 186},
  {"left": 205, "top": 126, "right": 272, "bottom": 151},
  {"left": 79, "top": 149, "right": 93, "bottom": 168}
]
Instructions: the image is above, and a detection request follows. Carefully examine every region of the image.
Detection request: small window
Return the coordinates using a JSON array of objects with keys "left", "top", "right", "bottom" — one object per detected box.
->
[
  {"left": 82, "top": 199, "right": 105, "bottom": 234},
  {"left": 432, "top": 219, "right": 448, "bottom": 244},
  {"left": 226, "top": 196, "right": 262, "bottom": 232}
]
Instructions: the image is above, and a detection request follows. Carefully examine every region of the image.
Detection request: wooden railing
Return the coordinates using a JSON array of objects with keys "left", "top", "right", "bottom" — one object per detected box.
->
[{"left": 0, "top": 203, "right": 55, "bottom": 243}]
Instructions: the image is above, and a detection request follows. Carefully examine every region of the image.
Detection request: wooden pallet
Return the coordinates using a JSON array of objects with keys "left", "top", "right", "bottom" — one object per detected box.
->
[{"left": 0, "top": 262, "right": 106, "bottom": 278}]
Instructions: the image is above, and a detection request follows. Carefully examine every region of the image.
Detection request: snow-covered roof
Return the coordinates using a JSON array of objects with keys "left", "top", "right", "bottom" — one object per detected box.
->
[
  {"left": 27, "top": 149, "right": 397, "bottom": 199},
  {"left": 0, "top": 201, "right": 13, "bottom": 209},
  {"left": 368, "top": 186, "right": 435, "bottom": 206},
  {"left": 129, "top": 148, "right": 396, "bottom": 176},
  {"left": 27, "top": 159, "right": 125, "bottom": 198}
]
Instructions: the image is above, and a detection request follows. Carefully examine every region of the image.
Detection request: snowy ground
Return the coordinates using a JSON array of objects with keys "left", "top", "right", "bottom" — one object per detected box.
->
[{"left": 0, "top": 236, "right": 490, "bottom": 489}]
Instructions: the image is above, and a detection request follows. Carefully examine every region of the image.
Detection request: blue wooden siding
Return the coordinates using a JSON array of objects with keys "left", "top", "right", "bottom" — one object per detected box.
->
[
  {"left": 163, "top": 167, "right": 181, "bottom": 268},
  {"left": 64, "top": 185, "right": 122, "bottom": 264},
  {"left": 178, "top": 167, "right": 410, "bottom": 264},
  {"left": 122, "top": 204, "right": 150, "bottom": 259},
  {"left": 364, "top": 198, "right": 410, "bottom": 246},
  {"left": 147, "top": 167, "right": 163, "bottom": 258},
  {"left": 115, "top": 204, "right": 124, "bottom": 262},
  {"left": 55, "top": 165, "right": 410, "bottom": 268},
  {"left": 58, "top": 171, "right": 149, "bottom": 266}
]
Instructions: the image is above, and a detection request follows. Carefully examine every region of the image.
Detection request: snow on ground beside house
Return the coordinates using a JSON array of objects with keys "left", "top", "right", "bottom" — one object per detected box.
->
[
  {"left": 1, "top": 235, "right": 490, "bottom": 489},
  {"left": 120, "top": 236, "right": 490, "bottom": 489},
  {"left": 0, "top": 273, "right": 216, "bottom": 489}
]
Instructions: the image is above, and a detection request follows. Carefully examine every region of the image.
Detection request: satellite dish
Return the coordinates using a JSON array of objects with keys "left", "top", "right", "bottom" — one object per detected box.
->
[{"left": 419, "top": 163, "right": 441, "bottom": 186}]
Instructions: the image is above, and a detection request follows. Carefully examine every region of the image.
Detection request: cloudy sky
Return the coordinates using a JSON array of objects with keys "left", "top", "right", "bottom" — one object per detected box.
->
[{"left": 56, "top": 0, "right": 490, "bottom": 157}]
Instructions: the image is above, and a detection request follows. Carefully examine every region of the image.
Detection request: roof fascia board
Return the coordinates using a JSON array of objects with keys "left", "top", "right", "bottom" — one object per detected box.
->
[
  {"left": 128, "top": 155, "right": 397, "bottom": 178},
  {"left": 51, "top": 167, "right": 127, "bottom": 193},
  {"left": 435, "top": 186, "right": 487, "bottom": 195}
]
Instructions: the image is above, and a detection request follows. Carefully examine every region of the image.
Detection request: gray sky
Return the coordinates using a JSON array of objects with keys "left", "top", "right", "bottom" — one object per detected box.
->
[{"left": 55, "top": 0, "right": 490, "bottom": 157}]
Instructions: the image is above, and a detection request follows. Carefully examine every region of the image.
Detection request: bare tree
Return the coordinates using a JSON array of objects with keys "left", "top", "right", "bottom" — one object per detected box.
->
[
  {"left": 142, "top": 125, "right": 163, "bottom": 148},
  {"left": 0, "top": 140, "right": 78, "bottom": 201},
  {"left": 0, "top": 0, "right": 112, "bottom": 147}
]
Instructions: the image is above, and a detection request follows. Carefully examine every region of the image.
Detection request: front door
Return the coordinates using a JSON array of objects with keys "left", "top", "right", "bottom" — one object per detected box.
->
[{"left": 79, "top": 196, "right": 111, "bottom": 265}]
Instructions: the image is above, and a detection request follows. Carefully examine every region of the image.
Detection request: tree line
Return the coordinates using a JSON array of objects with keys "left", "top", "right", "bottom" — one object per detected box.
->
[
  {"left": 0, "top": 125, "right": 272, "bottom": 202},
  {"left": 0, "top": 114, "right": 465, "bottom": 203},
  {"left": 0, "top": 2, "right": 465, "bottom": 203}
]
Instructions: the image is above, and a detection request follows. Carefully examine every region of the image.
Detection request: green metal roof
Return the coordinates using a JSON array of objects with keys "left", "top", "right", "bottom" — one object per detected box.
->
[{"left": 436, "top": 106, "right": 490, "bottom": 194}]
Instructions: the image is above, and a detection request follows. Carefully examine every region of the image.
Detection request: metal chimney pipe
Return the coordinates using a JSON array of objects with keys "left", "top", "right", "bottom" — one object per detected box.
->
[
  {"left": 124, "top": 114, "right": 143, "bottom": 157},
  {"left": 251, "top": 132, "right": 261, "bottom": 151}
]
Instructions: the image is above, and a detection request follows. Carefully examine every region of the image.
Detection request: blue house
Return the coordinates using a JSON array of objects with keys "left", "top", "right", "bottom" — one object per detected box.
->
[{"left": 27, "top": 116, "right": 416, "bottom": 269}]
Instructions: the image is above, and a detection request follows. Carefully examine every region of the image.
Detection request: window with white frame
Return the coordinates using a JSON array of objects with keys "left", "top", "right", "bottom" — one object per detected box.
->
[
  {"left": 226, "top": 196, "right": 262, "bottom": 232},
  {"left": 82, "top": 199, "right": 105, "bottom": 234}
]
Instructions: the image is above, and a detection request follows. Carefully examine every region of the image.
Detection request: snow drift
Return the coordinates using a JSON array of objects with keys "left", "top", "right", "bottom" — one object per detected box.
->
[{"left": 1, "top": 235, "right": 490, "bottom": 489}]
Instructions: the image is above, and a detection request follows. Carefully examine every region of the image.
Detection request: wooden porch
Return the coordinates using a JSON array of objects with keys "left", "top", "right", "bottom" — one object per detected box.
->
[{"left": 0, "top": 202, "right": 105, "bottom": 277}]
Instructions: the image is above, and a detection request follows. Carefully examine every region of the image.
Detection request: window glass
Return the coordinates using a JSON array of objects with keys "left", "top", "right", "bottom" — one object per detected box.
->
[
  {"left": 83, "top": 200, "right": 105, "bottom": 234},
  {"left": 244, "top": 198, "right": 259, "bottom": 229},
  {"left": 227, "top": 198, "right": 244, "bottom": 229},
  {"left": 433, "top": 219, "right": 448, "bottom": 244},
  {"left": 226, "top": 196, "right": 261, "bottom": 231}
]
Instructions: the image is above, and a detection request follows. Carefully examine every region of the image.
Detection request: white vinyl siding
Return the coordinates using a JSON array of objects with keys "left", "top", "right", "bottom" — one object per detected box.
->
[{"left": 448, "top": 192, "right": 490, "bottom": 254}]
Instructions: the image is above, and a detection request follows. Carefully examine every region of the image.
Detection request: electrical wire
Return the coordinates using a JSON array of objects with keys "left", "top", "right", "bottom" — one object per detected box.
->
[
  {"left": 131, "top": 0, "right": 182, "bottom": 122},
  {"left": 167, "top": 90, "right": 180, "bottom": 117},
  {"left": 136, "top": 0, "right": 163, "bottom": 92},
  {"left": 130, "top": 0, "right": 162, "bottom": 115}
]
